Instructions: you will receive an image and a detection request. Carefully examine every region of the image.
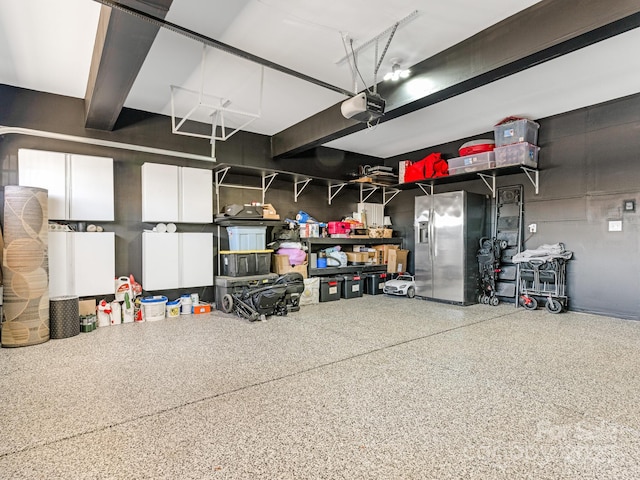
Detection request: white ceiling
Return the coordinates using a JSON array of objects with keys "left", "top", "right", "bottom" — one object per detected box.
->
[{"left": 1, "top": 0, "right": 639, "bottom": 159}]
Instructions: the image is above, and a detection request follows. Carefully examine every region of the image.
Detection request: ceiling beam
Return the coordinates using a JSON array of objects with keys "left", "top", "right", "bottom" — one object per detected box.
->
[
  {"left": 84, "top": 0, "right": 174, "bottom": 130},
  {"left": 271, "top": 0, "right": 640, "bottom": 158}
]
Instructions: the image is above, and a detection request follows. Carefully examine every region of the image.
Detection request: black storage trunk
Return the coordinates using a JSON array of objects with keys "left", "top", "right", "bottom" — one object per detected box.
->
[
  {"left": 215, "top": 273, "right": 279, "bottom": 309},
  {"left": 320, "top": 277, "right": 342, "bottom": 302},
  {"left": 220, "top": 250, "right": 272, "bottom": 277},
  {"left": 364, "top": 272, "right": 387, "bottom": 295},
  {"left": 338, "top": 274, "right": 364, "bottom": 299}
]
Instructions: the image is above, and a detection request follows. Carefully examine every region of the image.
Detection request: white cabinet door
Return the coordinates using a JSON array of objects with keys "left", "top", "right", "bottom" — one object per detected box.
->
[
  {"left": 69, "top": 155, "right": 114, "bottom": 221},
  {"left": 18, "top": 149, "right": 67, "bottom": 220},
  {"left": 48, "top": 232, "right": 114, "bottom": 297},
  {"left": 48, "top": 232, "right": 73, "bottom": 298},
  {"left": 73, "top": 232, "right": 115, "bottom": 296},
  {"left": 142, "top": 232, "right": 180, "bottom": 290},
  {"left": 180, "top": 233, "right": 213, "bottom": 288},
  {"left": 141, "top": 163, "right": 179, "bottom": 222},
  {"left": 180, "top": 167, "right": 213, "bottom": 223},
  {"left": 19, "top": 149, "right": 114, "bottom": 222}
]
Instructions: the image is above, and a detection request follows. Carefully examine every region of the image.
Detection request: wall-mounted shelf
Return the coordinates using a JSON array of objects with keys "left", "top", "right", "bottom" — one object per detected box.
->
[
  {"left": 303, "top": 237, "right": 402, "bottom": 246},
  {"left": 400, "top": 164, "right": 539, "bottom": 197},
  {"left": 213, "top": 218, "right": 284, "bottom": 227},
  {"left": 213, "top": 163, "right": 360, "bottom": 206},
  {"left": 212, "top": 162, "right": 540, "bottom": 210}
]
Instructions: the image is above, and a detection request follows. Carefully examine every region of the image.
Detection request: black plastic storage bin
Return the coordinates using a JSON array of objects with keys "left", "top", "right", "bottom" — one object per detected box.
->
[
  {"left": 219, "top": 250, "right": 272, "bottom": 277},
  {"left": 365, "top": 272, "right": 387, "bottom": 295},
  {"left": 320, "top": 277, "right": 342, "bottom": 302},
  {"left": 338, "top": 274, "right": 364, "bottom": 299}
]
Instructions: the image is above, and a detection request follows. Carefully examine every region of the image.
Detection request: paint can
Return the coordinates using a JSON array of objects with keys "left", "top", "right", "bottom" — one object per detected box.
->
[{"left": 180, "top": 294, "right": 192, "bottom": 315}]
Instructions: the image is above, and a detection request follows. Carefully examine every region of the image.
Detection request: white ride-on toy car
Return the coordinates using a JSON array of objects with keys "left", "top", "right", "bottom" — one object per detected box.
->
[{"left": 383, "top": 274, "right": 416, "bottom": 298}]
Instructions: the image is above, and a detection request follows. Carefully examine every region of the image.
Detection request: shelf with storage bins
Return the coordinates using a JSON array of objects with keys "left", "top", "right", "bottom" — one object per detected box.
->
[
  {"left": 302, "top": 237, "right": 403, "bottom": 277},
  {"left": 397, "top": 164, "right": 539, "bottom": 198}
]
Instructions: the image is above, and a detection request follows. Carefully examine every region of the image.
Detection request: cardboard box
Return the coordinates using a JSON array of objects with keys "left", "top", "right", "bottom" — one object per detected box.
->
[
  {"left": 79, "top": 299, "right": 97, "bottom": 333},
  {"left": 398, "top": 160, "right": 411, "bottom": 183},
  {"left": 346, "top": 252, "right": 369, "bottom": 264},
  {"left": 299, "top": 223, "right": 320, "bottom": 238},
  {"left": 372, "top": 244, "right": 399, "bottom": 265},
  {"left": 273, "top": 254, "right": 308, "bottom": 278},
  {"left": 79, "top": 299, "right": 96, "bottom": 316},
  {"left": 262, "top": 203, "right": 280, "bottom": 220},
  {"left": 387, "top": 249, "right": 409, "bottom": 273}
]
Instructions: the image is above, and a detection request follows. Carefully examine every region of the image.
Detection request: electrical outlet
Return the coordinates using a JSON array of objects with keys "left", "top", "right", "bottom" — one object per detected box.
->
[
  {"left": 528, "top": 223, "right": 537, "bottom": 233},
  {"left": 608, "top": 220, "right": 622, "bottom": 232}
]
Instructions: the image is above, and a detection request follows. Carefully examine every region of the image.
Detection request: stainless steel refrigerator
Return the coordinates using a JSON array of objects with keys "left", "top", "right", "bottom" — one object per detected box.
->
[{"left": 414, "top": 191, "right": 486, "bottom": 304}]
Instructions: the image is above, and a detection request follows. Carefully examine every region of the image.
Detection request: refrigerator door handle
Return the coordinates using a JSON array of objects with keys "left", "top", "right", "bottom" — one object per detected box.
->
[{"left": 430, "top": 206, "right": 436, "bottom": 258}]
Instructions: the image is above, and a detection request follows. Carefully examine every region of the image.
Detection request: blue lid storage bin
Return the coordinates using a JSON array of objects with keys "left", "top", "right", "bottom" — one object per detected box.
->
[{"left": 226, "top": 226, "right": 267, "bottom": 251}]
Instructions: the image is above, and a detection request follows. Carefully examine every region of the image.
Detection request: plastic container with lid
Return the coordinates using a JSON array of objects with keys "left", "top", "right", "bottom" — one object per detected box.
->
[{"left": 140, "top": 295, "right": 168, "bottom": 322}]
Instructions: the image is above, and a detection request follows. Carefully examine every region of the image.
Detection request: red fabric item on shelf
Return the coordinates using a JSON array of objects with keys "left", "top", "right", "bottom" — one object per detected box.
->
[
  {"left": 403, "top": 153, "right": 449, "bottom": 182},
  {"left": 403, "top": 160, "right": 426, "bottom": 182},
  {"left": 422, "top": 152, "right": 449, "bottom": 178}
]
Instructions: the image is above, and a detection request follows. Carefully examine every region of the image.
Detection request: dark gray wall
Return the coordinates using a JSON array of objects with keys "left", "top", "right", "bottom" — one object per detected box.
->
[
  {"left": 0, "top": 85, "right": 376, "bottom": 302},
  {"left": 2, "top": 84, "right": 639, "bottom": 318},
  {"left": 384, "top": 94, "right": 640, "bottom": 320}
]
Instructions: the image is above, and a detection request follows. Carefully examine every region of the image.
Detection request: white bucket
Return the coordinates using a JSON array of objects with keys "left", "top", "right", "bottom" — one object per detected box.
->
[
  {"left": 141, "top": 296, "right": 168, "bottom": 322},
  {"left": 166, "top": 299, "right": 181, "bottom": 318},
  {"left": 180, "top": 294, "right": 192, "bottom": 315}
]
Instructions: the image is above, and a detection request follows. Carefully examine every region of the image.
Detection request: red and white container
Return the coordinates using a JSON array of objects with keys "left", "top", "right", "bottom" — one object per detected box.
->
[{"left": 327, "top": 221, "right": 351, "bottom": 235}]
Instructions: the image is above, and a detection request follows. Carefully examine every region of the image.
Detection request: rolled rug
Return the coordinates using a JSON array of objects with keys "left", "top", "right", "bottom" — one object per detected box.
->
[{"left": 2, "top": 186, "right": 50, "bottom": 347}]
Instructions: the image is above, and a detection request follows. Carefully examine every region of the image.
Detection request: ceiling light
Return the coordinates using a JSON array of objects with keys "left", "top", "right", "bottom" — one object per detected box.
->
[{"left": 384, "top": 63, "right": 410, "bottom": 81}]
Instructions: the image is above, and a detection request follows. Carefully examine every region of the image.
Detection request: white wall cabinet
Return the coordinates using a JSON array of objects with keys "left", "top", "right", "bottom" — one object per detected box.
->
[
  {"left": 18, "top": 148, "right": 114, "bottom": 221},
  {"left": 142, "top": 232, "right": 213, "bottom": 290},
  {"left": 141, "top": 163, "right": 212, "bottom": 223},
  {"left": 48, "top": 232, "right": 115, "bottom": 298}
]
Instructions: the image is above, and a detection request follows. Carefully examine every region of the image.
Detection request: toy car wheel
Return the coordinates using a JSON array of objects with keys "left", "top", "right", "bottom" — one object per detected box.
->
[
  {"left": 520, "top": 296, "right": 538, "bottom": 310},
  {"left": 478, "top": 293, "right": 485, "bottom": 304},
  {"left": 482, "top": 295, "right": 490, "bottom": 305},
  {"left": 407, "top": 286, "right": 415, "bottom": 298},
  {"left": 490, "top": 296, "right": 500, "bottom": 307},
  {"left": 221, "top": 294, "right": 234, "bottom": 313},
  {"left": 545, "top": 298, "right": 563, "bottom": 314}
]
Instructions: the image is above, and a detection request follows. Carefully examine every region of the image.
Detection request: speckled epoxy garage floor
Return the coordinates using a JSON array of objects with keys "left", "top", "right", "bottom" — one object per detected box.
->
[{"left": 1, "top": 296, "right": 639, "bottom": 479}]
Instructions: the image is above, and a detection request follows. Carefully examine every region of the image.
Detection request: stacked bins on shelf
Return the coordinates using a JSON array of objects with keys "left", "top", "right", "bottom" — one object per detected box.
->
[
  {"left": 493, "top": 119, "right": 540, "bottom": 169},
  {"left": 493, "top": 185, "right": 524, "bottom": 303},
  {"left": 491, "top": 119, "right": 539, "bottom": 305},
  {"left": 216, "top": 225, "right": 274, "bottom": 310}
]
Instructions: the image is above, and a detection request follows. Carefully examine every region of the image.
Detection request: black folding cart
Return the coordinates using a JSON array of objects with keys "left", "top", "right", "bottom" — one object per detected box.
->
[{"left": 514, "top": 244, "right": 572, "bottom": 314}]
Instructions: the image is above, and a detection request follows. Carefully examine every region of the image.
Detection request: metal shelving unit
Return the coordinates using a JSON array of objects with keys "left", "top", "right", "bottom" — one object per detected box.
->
[{"left": 303, "top": 237, "right": 403, "bottom": 277}]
